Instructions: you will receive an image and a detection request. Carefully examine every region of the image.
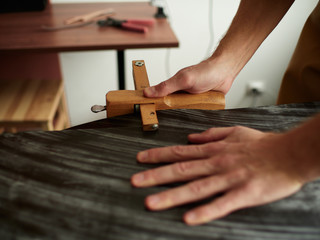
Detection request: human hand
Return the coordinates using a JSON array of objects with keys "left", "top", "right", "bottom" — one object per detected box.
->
[
  {"left": 143, "top": 58, "right": 235, "bottom": 98},
  {"left": 131, "top": 126, "right": 305, "bottom": 225}
]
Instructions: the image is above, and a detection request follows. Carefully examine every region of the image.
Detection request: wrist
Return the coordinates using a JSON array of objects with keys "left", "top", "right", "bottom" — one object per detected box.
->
[
  {"left": 205, "top": 50, "right": 239, "bottom": 88},
  {"left": 280, "top": 115, "right": 320, "bottom": 183}
]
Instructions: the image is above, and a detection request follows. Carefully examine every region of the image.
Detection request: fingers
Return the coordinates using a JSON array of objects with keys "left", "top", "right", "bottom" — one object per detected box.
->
[
  {"left": 137, "top": 142, "right": 226, "bottom": 164},
  {"left": 189, "top": 126, "right": 264, "bottom": 144},
  {"left": 131, "top": 157, "right": 224, "bottom": 187},
  {"left": 188, "top": 127, "right": 235, "bottom": 144},
  {"left": 142, "top": 168, "right": 248, "bottom": 213},
  {"left": 144, "top": 78, "right": 180, "bottom": 98},
  {"left": 143, "top": 67, "right": 196, "bottom": 97},
  {"left": 183, "top": 186, "right": 249, "bottom": 225},
  {"left": 133, "top": 140, "right": 229, "bottom": 187}
]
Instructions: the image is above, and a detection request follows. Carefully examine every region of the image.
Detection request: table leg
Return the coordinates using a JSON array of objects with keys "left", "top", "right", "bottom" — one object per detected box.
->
[{"left": 117, "top": 50, "right": 125, "bottom": 90}]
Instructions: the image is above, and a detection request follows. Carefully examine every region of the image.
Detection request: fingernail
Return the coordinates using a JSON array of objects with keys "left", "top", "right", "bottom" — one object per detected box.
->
[
  {"left": 185, "top": 212, "right": 197, "bottom": 223},
  {"left": 147, "top": 195, "right": 160, "bottom": 208},
  {"left": 188, "top": 133, "right": 199, "bottom": 141},
  {"left": 137, "top": 151, "right": 148, "bottom": 162},
  {"left": 188, "top": 133, "right": 197, "bottom": 138},
  {"left": 132, "top": 173, "right": 144, "bottom": 185}
]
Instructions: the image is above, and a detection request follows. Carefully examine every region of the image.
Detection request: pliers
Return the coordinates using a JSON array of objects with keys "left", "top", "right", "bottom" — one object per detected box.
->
[{"left": 97, "top": 17, "right": 155, "bottom": 33}]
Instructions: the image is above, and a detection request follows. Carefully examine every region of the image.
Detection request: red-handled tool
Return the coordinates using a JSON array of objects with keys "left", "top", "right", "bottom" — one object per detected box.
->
[{"left": 97, "top": 17, "right": 155, "bottom": 33}]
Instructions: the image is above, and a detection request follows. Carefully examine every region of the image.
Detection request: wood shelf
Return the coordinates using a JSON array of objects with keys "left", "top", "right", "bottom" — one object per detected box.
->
[{"left": 0, "top": 79, "right": 70, "bottom": 133}]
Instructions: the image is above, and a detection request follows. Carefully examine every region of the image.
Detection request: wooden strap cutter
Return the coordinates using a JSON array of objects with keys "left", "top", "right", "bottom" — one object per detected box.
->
[{"left": 92, "top": 60, "right": 225, "bottom": 131}]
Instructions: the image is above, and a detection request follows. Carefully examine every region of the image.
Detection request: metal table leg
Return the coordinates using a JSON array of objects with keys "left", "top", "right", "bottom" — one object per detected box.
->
[{"left": 117, "top": 50, "right": 125, "bottom": 90}]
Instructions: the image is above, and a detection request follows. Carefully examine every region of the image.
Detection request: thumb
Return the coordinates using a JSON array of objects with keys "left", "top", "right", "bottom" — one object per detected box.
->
[
  {"left": 144, "top": 65, "right": 199, "bottom": 97},
  {"left": 144, "top": 78, "right": 181, "bottom": 98}
]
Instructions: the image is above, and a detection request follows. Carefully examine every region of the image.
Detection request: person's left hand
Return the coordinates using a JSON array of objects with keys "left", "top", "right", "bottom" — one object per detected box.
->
[{"left": 131, "top": 126, "right": 305, "bottom": 225}]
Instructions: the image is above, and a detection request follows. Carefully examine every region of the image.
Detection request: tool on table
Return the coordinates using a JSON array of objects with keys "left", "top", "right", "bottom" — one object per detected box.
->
[
  {"left": 91, "top": 60, "right": 225, "bottom": 131},
  {"left": 65, "top": 8, "right": 115, "bottom": 25},
  {"left": 97, "top": 17, "right": 155, "bottom": 33},
  {"left": 42, "top": 8, "right": 115, "bottom": 31}
]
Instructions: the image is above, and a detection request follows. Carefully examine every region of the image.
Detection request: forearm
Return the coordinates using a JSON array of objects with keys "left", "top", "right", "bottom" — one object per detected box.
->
[
  {"left": 143, "top": 0, "right": 295, "bottom": 98},
  {"left": 210, "top": 0, "right": 294, "bottom": 81}
]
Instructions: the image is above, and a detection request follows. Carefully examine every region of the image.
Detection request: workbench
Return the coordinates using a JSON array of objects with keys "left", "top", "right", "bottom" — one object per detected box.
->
[{"left": 1, "top": 102, "right": 320, "bottom": 240}]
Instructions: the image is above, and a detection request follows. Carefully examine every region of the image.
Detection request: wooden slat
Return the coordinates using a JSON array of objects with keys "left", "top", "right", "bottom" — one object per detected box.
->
[
  {"left": 11, "top": 79, "right": 42, "bottom": 122},
  {"left": 54, "top": 109, "right": 66, "bottom": 131},
  {"left": 140, "top": 104, "right": 159, "bottom": 131},
  {"left": 0, "top": 79, "right": 69, "bottom": 132},
  {"left": 132, "top": 60, "right": 150, "bottom": 90},
  {"left": 60, "top": 91, "right": 71, "bottom": 128},
  {"left": 132, "top": 60, "right": 159, "bottom": 131},
  {"left": 0, "top": 79, "right": 25, "bottom": 121},
  {"left": 25, "top": 79, "right": 62, "bottom": 121}
]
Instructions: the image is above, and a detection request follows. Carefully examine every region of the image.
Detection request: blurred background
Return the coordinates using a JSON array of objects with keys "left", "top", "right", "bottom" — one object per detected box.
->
[{"left": 51, "top": 0, "right": 318, "bottom": 126}]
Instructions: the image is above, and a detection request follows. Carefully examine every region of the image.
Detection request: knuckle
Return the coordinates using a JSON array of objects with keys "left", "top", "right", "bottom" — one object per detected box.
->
[
  {"left": 206, "top": 127, "right": 216, "bottom": 135},
  {"left": 247, "top": 184, "right": 262, "bottom": 200},
  {"left": 159, "top": 80, "right": 168, "bottom": 89},
  {"left": 213, "top": 200, "right": 225, "bottom": 214},
  {"left": 233, "top": 126, "right": 243, "bottom": 131},
  {"left": 205, "top": 158, "right": 222, "bottom": 172},
  {"left": 156, "top": 81, "right": 169, "bottom": 94},
  {"left": 206, "top": 141, "right": 227, "bottom": 152},
  {"left": 232, "top": 125, "right": 249, "bottom": 135},
  {"left": 173, "top": 162, "right": 192, "bottom": 176},
  {"left": 187, "top": 180, "right": 209, "bottom": 195},
  {"left": 214, "top": 199, "right": 233, "bottom": 217},
  {"left": 171, "top": 145, "right": 187, "bottom": 158},
  {"left": 191, "top": 144, "right": 205, "bottom": 155},
  {"left": 234, "top": 167, "right": 251, "bottom": 180},
  {"left": 177, "top": 69, "right": 195, "bottom": 89},
  {"left": 207, "top": 153, "right": 231, "bottom": 169},
  {"left": 225, "top": 168, "right": 251, "bottom": 186},
  {"left": 220, "top": 153, "right": 236, "bottom": 166},
  {"left": 183, "top": 75, "right": 195, "bottom": 89}
]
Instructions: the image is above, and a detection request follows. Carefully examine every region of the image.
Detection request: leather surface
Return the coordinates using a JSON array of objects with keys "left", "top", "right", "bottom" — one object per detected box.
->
[{"left": 1, "top": 102, "right": 320, "bottom": 240}]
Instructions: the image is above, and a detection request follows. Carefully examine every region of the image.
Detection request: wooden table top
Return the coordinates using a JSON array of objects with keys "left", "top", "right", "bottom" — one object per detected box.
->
[
  {"left": 0, "top": 2, "right": 179, "bottom": 53},
  {"left": 1, "top": 102, "right": 320, "bottom": 239}
]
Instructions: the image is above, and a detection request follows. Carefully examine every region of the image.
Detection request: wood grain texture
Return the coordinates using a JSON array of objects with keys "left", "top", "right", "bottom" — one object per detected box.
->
[
  {"left": 140, "top": 104, "right": 159, "bottom": 131},
  {"left": 1, "top": 102, "right": 320, "bottom": 240},
  {"left": 132, "top": 60, "right": 159, "bottom": 131},
  {"left": 0, "top": 2, "right": 179, "bottom": 53},
  {"left": 0, "top": 79, "right": 62, "bottom": 122},
  {"left": 132, "top": 60, "right": 150, "bottom": 90},
  {"left": 0, "top": 79, "right": 69, "bottom": 132},
  {"left": 106, "top": 90, "right": 225, "bottom": 117}
]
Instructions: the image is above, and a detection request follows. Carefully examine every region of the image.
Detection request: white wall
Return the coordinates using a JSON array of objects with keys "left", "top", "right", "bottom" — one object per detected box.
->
[{"left": 52, "top": 0, "right": 318, "bottom": 126}]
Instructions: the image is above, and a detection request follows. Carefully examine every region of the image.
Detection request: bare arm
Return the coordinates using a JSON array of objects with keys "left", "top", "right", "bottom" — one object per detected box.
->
[
  {"left": 144, "top": 0, "right": 295, "bottom": 97},
  {"left": 131, "top": 113, "right": 320, "bottom": 225}
]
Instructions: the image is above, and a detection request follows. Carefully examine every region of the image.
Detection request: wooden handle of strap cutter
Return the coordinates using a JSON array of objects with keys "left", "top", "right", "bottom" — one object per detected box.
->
[
  {"left": 105, "top": 60, "right": 225, "bottom": 131},
  {"left": 106, "top": 90, "right": 225, "bottom": 118},
  {"left": 132, "top": 60, "right": 159, "bottom": 131}
]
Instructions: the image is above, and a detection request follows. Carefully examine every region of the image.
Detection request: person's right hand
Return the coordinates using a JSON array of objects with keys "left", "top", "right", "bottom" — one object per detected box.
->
[{"left": 144, "top": 58, "right": 236, "bottom": 98}]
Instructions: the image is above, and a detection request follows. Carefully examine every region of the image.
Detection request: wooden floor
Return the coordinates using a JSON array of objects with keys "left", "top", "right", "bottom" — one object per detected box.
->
[{"left": 0, "top": 102, "right": 320, "bottom": 240}]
